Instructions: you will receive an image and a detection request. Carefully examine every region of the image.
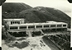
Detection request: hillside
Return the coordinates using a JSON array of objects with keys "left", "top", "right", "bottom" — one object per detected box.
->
[
  {"left": 19, "top": 7, "right": 71, "bottom": 28},
  {"left": 2, "top": 3, "right": 32, "bottom": 24},
  {"left": 2, "top": 3, "right": 71, "bottom": 28},
  {"left": 2, "top": 3, "right": 32, "bottom": 18},
  {"left": 2, "top": 3, "right": 32, "bottom": 13}
]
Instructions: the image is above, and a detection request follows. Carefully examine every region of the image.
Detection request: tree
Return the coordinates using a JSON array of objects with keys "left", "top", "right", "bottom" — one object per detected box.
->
[{"left": 2, "top": 21, "right": 16, "bottom": 41}]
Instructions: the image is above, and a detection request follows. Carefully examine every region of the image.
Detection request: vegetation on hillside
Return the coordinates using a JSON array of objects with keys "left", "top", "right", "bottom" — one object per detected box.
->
[
  {"left": 43, "top": 33, "right": 70, "bottom": 50},
  {"left": 19, "top": 7, "right": 71, "bottom": 28},
  {"left": 2, "top": 3, "right": 71, "bottom": 28}
]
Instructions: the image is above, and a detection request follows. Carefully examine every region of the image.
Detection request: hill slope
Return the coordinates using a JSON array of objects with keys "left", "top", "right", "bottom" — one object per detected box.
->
[
  {"left": 2, "top": 3, "right": 32, "bottom": 13},
  {"left": 2, "top": 3, "right": 71, "bottom": 28},
  {"left": 19, "top": 7, "right": 71, "bottom": 27},
  {"left": 2, "top": 3, "right": 32, "bottom": 18}
]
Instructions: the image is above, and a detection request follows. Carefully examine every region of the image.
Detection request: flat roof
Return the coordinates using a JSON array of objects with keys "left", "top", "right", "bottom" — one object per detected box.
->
[
  {"left": 3, "top": 19, "right": 24, "bottom": 21},
  {"left": 9, "top": 22, "right": 67, "bottom": 26}
]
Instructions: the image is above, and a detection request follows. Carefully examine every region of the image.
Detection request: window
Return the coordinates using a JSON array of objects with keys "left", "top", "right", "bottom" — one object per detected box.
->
[
  {"left": 63, "top": 24, "right": 66, "bottom": 27},
  {"left": 36, "top": 25, "right": 42, "bottom": 28},
  {"left": 57, "top": 24, "right": 62, "bottom": 27},
  {"left": 10, "top": 26, "right": 18, "bottom": 29},
  {"left": 28, "top": 26, "right": 35, "bottom": 28},
  {"left": 44, "top": 25, "right": 49, "bottom": 28},
  {"left": 51, "top": 25, "right": 56, "bottom": 27},
  {"left": 11, "top": 21, "right": 20, "bottom": 24},
  {"left": 20, "top": 26, "right": 26, "bottom": 29}
]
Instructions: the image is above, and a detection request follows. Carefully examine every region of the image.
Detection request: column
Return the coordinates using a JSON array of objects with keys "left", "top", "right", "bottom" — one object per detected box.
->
[
  {"left": 27, "top": 26, "right": 28, "bottom": 29},
  {"left": 18, "top": 26, "right": 19, "bottom": 30},
  {"left": 35, "top": 25, "right": 36, "bottom": 29}
]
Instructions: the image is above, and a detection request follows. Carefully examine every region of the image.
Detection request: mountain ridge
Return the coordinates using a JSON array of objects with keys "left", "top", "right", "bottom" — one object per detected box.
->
[
  {"left": 19, "top": 7, "right": 71, "bottom": 27},
  {"left": 2, "top": 3, "right": 71, "bottom": 28}
]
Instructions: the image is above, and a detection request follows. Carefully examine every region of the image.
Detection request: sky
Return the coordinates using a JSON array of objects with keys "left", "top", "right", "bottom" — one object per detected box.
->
[{"left": 5, "top": 0, "right": 72, "bottom": 17}]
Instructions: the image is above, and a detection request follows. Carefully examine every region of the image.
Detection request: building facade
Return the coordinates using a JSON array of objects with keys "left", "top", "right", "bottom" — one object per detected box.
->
[{"left": 3, "top": 19, "right": 68, "bottom": 37}]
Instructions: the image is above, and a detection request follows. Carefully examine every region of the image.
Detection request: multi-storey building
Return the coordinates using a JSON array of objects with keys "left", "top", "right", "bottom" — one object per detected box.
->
[{"left": 3, "top": 19, "right": 68, "bottom": 37}]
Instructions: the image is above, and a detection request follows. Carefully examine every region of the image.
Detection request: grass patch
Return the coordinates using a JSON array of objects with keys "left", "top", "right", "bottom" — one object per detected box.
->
[{"left": 12, "top": 41, "right": 29, "bottom": 49}]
